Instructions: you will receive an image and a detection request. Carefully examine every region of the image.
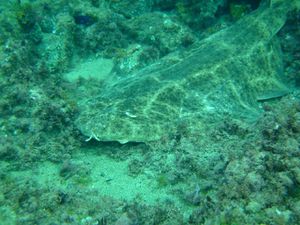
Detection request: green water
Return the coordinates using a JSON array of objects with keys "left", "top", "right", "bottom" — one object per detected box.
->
[{"left": 0, "top": 0, "right": 300, "bottom": 224}]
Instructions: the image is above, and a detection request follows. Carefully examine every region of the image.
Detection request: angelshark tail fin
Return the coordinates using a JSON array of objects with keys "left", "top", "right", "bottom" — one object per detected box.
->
[{"left": 270, "top": 0, "right": 300, "bottom": 9}]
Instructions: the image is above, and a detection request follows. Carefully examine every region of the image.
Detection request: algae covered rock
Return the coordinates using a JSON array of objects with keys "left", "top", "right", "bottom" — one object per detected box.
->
[{"left": 75, "top": 1, "right": 297, "bottom": 144}]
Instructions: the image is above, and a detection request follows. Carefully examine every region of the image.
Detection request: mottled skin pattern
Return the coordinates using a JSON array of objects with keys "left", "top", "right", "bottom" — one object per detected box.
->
[{"left": 76, "top": 2, "right": 295, "bottom": 143}]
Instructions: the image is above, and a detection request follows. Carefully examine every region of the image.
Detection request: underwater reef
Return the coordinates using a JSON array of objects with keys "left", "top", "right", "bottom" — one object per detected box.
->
[{"left": 0, "top": 0, "right": 300, "bottom": 224}]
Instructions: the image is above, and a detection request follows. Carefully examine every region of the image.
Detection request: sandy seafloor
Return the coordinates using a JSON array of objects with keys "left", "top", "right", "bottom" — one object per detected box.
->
[{"left": 0, "top": 0, "right": 300, "bottom": 224}]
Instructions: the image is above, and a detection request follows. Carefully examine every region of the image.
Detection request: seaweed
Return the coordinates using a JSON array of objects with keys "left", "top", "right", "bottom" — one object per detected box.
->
[{"left": 14, "top": 3, "right": 37, "bottom": 32}]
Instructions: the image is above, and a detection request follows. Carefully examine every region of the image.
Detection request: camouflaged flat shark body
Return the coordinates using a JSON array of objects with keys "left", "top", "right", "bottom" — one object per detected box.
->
[{"left": 75, "top": 1, "right": 296, "bottom": 144}]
